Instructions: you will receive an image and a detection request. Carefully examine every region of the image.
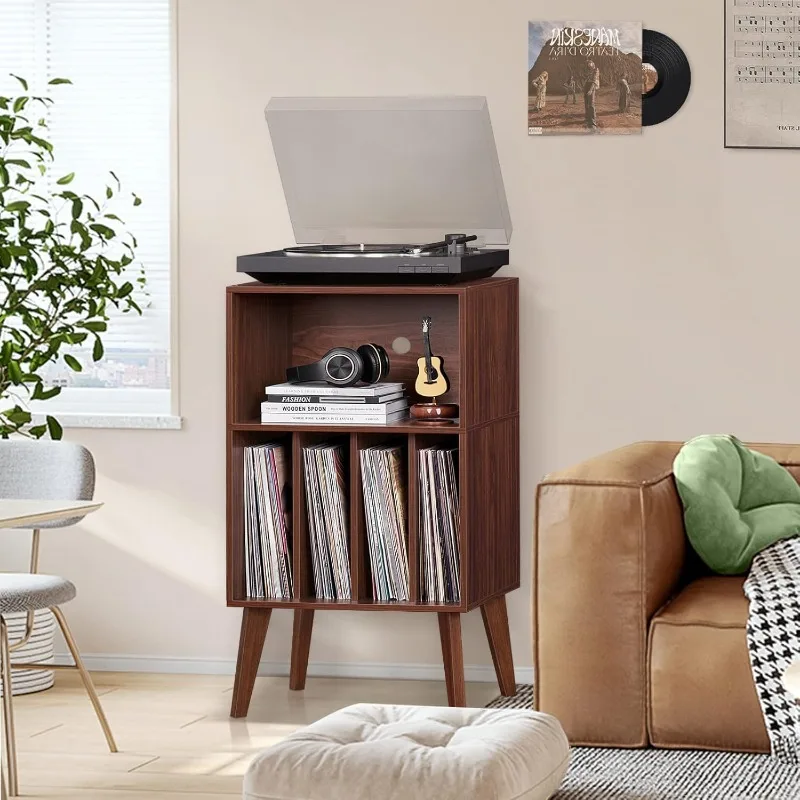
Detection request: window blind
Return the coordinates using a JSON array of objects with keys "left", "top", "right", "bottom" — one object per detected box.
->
[{"left": 0, "top": 0, "right": 173, "bottom": 419}]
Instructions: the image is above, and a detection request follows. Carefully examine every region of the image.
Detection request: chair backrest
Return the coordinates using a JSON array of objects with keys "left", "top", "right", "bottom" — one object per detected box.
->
[{"left": 0, "top": 440, "right": 95, "bottom": 528}]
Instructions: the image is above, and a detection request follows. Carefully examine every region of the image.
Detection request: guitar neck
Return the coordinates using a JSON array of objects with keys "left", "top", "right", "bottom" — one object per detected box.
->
[{"left": 423, "top": 329, "right": 434, "bottom": 373}]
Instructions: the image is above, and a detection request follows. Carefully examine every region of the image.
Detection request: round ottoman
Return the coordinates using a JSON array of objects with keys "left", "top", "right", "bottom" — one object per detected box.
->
[{"left": 244, "top": 703, "right": 569, "bottom": 800}]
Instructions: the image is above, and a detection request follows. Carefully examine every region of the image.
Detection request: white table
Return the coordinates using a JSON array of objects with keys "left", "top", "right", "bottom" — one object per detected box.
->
[
  {"left": 783, "top": 661, "right": 800, "bottom": 700},
  {"left": 0, "top": 499, "right": 101, "bottom": 529}
]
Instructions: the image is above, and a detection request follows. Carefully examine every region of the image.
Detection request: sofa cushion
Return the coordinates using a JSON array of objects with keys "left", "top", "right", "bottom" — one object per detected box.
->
[
  {"left": 674, "top": 434, "right": 800, "bottom": 575},
  {"left": 649, "top": 576, "right": 769, "bottom": 753},
  {"left": 243, "top": 704, "right": 570, "bottom": 800}
]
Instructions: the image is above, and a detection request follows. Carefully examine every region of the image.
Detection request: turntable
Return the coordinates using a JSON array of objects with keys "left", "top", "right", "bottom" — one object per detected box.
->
[{"left": 238, "top": 96, "right": 513, "bottom": 285}]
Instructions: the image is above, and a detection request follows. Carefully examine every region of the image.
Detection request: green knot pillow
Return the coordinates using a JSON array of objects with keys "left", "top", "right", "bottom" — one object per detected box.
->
[{"left": 673, "top": 434, "right": 800, "bottom": 575}]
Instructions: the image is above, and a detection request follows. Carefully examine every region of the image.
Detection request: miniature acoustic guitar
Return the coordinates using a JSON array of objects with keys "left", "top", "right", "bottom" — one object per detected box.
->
[{"left": 415, "top": 317, "right": 449, "bottom": 399}]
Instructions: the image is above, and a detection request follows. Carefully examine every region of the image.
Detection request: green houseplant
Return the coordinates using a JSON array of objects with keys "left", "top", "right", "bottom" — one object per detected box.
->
[{"left": 0, "top": 75, "right": 144, "bottom": 439}]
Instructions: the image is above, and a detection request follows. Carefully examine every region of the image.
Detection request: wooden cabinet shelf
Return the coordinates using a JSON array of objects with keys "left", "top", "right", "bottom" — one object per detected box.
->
[
  {"left": 226, "top": 278, "right": 520, "bottom": 715},
  {"left": 230, "top": 420, "right": 466, "bottom": 434}
]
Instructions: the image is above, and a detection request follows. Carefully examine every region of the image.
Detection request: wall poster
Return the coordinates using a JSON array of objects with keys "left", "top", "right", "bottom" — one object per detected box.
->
[{"left": 726, "top": 0, "right": 800, "bottom": 148}]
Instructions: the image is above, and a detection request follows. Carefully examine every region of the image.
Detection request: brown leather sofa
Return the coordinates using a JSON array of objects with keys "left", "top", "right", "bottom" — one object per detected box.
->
[{"left": 533, "top": 441, "right": 800, "bottom": 754}]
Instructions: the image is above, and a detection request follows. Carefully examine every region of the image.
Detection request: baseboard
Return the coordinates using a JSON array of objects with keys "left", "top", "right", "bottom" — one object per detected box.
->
[{"left": 53, "top": 652, "right": 533, "bottom": 685}]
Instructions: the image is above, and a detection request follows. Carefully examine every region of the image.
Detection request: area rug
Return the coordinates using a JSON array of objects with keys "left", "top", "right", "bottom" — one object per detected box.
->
[{"left": 487, "top": 685, "right": 800, "bottom": 799}]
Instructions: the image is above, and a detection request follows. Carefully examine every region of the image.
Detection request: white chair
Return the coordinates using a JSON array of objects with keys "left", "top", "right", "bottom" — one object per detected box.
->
[{"left": 0, "top": 441, "right": 117, "bottom": 796}]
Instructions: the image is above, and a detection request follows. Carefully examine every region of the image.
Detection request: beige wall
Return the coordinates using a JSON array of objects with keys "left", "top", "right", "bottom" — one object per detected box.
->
[{"left": 16, "top": 0, "right": 799, "bottom": 678}]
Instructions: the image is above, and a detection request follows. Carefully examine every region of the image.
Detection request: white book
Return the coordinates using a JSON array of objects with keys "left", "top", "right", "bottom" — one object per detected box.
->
[
  {"left": 261, "top": 399, "right": 408, "bottom": 416},
  {"left": 266, "top": 381, "right": 404, "bottom": 399},
  {"left": 262, "top": 410, "right": 409, "bottom": 425}
]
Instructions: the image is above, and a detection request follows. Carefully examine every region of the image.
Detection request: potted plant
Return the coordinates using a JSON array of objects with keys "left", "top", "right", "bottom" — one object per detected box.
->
[
  {"left": 0, "top": 75, "right": 144, "bottom": 696},
  {"left": 0, "top": 74, "right": 144, "bottom": 440}
]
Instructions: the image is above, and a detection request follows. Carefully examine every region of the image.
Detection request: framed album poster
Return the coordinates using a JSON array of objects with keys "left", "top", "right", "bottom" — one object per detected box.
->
[
  {"left": 725, "top": 0, "right": 800, "bottom": 148},
  {"left": 528, "top": 21, "right": 643, "bottom": 135}
]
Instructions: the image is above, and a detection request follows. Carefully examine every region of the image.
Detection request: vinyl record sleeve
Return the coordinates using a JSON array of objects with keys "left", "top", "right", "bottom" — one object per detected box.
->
[{"left": 528, "top": 21, "right": 643, "bottom": 135}]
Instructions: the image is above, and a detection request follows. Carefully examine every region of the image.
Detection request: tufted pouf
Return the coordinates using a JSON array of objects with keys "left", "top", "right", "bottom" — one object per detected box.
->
[{"left": 243, "top": 703, "right": 570, "bottom": 800}]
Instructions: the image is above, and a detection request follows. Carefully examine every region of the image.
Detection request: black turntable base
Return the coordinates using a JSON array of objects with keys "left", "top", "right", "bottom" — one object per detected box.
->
[{"left": 238, "top": 234, "right": 510, "bottom": 285}]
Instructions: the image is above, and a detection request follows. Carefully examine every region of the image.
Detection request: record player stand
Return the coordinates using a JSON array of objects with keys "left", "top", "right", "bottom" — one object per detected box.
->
[{"left": 226, "top": 278, "right": 520, "bottom": 715}]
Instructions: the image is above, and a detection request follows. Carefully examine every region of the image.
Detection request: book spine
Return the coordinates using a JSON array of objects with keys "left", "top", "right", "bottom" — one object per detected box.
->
[
  {"left": 262, "top": 413, "right": 405, "bottom": 425},
  {"left": 265, "top": 385, "right": 400, "bottom": 398},
  {"left": 266, "top": 394, "right": 400, "bottom": 405},
  {"left": 261, "top": 402, "right": 407, "bottom": 415}
]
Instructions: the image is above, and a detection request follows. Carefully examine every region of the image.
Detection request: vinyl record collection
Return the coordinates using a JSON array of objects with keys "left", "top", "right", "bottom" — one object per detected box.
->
[
  {"left": 418, "top": 446, "right": 461, "bottom": 604},
  {"left": 243, "top": 444, "right": 293, "bottom": 599},
  {"left": 303, "top": 443, "right": 351, "bottom": 600},
  {"left": 242, "top": 441, "right": 460, "bottom": 604},
  {"left": 360, "top": 445, "right": 410, "bottom": 602}
]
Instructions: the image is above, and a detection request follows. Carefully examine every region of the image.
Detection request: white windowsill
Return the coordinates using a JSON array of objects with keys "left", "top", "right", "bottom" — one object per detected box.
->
[{"left": 31, "top": 413, "right": 183, "bottom": 431}]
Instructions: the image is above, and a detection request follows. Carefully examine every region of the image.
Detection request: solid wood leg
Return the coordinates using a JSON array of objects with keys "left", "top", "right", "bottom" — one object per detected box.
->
[
  {"left": 230, "top": 608, "right": 271, "bottom": 718},
  {"left": 480, "top": 594, "right": 516, "bottom": 697},
  {"left": 289, "top": 609, "right": 315, "bottom": 691},
  {"left": 438, "top": 612, "right": 466, "bottom": 707}
]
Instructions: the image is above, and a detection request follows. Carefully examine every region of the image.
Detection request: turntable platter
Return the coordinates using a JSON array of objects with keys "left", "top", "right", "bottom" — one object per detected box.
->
[{"left": 284, "top": 243, "right": 435, "bottom": 258}]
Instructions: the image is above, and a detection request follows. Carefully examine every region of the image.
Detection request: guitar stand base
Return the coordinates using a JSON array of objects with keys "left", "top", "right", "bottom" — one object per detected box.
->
[{"left": 410, "top": 402, "right": 459, "bottom": 425}]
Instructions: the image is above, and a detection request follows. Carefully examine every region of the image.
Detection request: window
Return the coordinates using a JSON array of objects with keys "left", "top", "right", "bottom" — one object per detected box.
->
[{"left": 0, "top": 0, "right": 177, "bottom": 428}]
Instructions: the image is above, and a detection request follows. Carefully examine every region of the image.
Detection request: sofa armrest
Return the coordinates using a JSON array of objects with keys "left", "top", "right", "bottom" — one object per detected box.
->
[{"left": 534, "top": 442, "right": 687, "bottom": 747}]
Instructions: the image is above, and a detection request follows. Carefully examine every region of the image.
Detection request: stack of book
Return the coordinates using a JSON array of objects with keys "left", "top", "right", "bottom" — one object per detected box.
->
[
  {"left": 418, "top": 446, "right": 460, "bottom": 604},
  {"left": 262, "top": 382, "right": 409, "bottom": 426},
  {"left": 360, "top": 445, "right": 409, "bottom": 603},
  {"left": 303, "top": 443, "right": 351, "bottom": 600},
  {"left": 243, "top": 443, "right": 293, "bottom": 599}
]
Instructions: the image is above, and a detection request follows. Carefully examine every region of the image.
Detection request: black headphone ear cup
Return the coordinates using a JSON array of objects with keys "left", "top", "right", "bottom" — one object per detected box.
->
[
  {"left": 323, "top": 347, "right": 363, "bottom": 387},
  {"left": 358, "top": 344, "right": 381, "bottom": 383},
  {"left": 376, "top": 344, "right": 390, "bottom": 380},
  {"left": 358, "top": 344, "right": 389, "bottom": 383}
]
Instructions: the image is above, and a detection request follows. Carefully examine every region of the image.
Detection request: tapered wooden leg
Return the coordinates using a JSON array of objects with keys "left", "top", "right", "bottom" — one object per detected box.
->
[
  {"left": 230, "top": 608, "right": 271, "bottom": 718},
  {"left": 438, "top": 612, "right": 466, "bottom": 707},
  {"left": 289, "top": 609, "right": 314, "bottom": 691},
  {"left": 480, "top": 594, "right": 516, "bottom": 697}
]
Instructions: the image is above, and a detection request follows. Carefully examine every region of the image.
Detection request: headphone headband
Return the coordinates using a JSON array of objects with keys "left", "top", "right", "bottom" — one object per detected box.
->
[{"left": 286, "top": 348, "right": 363, "bottom": 387}]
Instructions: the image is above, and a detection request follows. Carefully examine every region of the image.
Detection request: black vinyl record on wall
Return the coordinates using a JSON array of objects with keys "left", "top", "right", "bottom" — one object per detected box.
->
[{"left": 642, "top": 29, "right": 692, "bottom": 126}]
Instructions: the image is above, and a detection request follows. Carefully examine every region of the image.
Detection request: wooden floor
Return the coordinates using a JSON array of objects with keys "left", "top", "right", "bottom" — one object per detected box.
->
[{"left": 5, "top": 671, "right": 499, "bottom": 798}]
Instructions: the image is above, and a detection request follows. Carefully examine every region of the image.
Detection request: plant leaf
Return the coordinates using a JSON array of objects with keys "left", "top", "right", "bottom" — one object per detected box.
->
[
  {"left": 132, "top": 194, "right": 142, "bottom": 207},
  {"left": 63, "top": 353, "right": 82, "bottom": 372},
  {"left": 7, "top": 361, "right": 22, "bottom": 384},
  {"left": 89, "top": 223, "right": 115, "bottom": 239},
  {"left": 92, "top": 337, "right": 104, "bottom": 361},
  {"left": 47, "top": 78, "right": 72, "bottom": 85},
  {"left": 56, "top": 172, "right": 75, "bottom": 185},
  {"left": 12, "top": 97, "right": 27, "bottom": 113},
  {"left": 71, "top": 198, "right": 83, "bottom": 219},
  {"left": 83, "top": 320, "right": 107, "bottom": 332},
  {"left": 31, "top": 383, "right": 62, "bottom": 401},
  {"left": 46, "top": 415, "right": 63, "bottom": 440},
  {"left": 5, "top": 406, "right": 31, "bottom": 425},
  {"left": 11, "top": 75, "right": 28, "bottom": 91}
]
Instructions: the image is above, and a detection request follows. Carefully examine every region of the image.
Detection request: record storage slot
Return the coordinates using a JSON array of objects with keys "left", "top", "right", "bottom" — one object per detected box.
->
[{"left": 234, "top": 431, "right": 462, "bottom": 607}]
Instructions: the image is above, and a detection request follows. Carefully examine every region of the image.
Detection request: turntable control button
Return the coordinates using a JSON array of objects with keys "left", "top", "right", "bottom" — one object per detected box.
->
[
  {"left": 415, "top": 266, "right": 433, "bottom": 274},
  {"left": 432, "top": 266, "right": 450, "bottom": 274},
  {"left": 398, "top": 266, "right": 415, "bottom": 274}
]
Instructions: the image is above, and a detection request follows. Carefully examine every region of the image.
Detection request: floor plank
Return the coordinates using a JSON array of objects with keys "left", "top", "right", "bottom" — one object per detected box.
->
[{"left": 4, "top": 670, "right": 499, "bottom": 797}]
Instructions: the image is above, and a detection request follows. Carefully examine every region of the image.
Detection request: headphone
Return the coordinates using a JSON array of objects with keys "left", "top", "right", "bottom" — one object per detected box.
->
[{"left": 286, "top": 344, "right": 390, "bottom": 387}]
